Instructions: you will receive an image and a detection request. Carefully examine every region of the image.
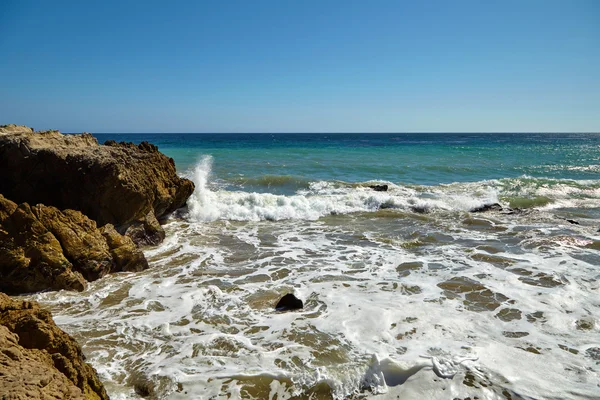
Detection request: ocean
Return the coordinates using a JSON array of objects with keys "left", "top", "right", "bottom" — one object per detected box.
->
[{"left": 28, "top": 133, "right": 600, "bottom": 399}]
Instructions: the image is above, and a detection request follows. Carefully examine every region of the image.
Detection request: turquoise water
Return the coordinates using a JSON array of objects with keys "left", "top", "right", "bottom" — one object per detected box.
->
[
  {"left": 94, "top": 133, "right": 600, "bottom": 191},
  {"left": 38, "top": 132, "right": 600, "bottom": 399}
]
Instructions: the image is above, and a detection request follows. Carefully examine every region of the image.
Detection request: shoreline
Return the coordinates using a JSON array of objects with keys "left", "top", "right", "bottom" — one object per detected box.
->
[{"left": 0, "top": 125, "right": 195, "bottom": 399}]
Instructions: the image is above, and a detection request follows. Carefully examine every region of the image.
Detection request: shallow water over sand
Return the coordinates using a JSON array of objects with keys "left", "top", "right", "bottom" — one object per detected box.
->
[{"left": 31, "top": 204, "right": 600, "bottom": 399}]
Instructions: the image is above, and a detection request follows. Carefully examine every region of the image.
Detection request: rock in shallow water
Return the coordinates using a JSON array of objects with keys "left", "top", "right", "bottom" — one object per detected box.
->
[
  {"left": 275, "top": 293, "right": 304, "bottom": 311},
  {"left": 369, "top": 184, "right": 389, "bottom": 192},
  {"left": 470, "top": 203, "right": 504, "bottom": 213}
]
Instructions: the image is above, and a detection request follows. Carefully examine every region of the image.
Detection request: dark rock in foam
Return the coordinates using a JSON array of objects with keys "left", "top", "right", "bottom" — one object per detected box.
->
[
  {"left": 585, "top": 347, "right": 600, "bottom": 361},
  {"left": 275, "top": 293, "right": 304, "bottom": 311},
  {"left": 470, "top": 203, "right": 504, "bottom": 213},
  {"left": 369, "top": 184, "right": 389, "bottom": 192}
]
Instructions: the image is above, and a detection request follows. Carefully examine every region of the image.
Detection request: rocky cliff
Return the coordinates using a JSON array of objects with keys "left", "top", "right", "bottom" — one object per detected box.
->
[
  {"left": 0, "top": 123, "right": 34, "bottom": 134},
  {"left": 0, "top": 125, "right": 191, "bottom": 396},
  {"left": 0, "top": 292, "right": 109, "bottom": 399},
  {"left": 0, "top": 194, "right": 148, "bottom": 294},
  {"left": 0, "top": 125, "right": 195, "bottom": 245}
]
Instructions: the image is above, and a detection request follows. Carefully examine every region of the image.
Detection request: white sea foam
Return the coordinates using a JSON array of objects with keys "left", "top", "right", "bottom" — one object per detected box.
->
[
  {"left": 184, "top": 157, "right": 505, "bottom": 222},
  {"left": 187, "top": 155, "right": 221, "bottom": 221},
  {"left": 184, "top": 158, "right": 600, "bottom": 224},
  {"left": 26, "top": 157, "right": 600, "bottom": 399},
  {"left": 29, "top": 206, "right": 600, "bottom": 399}
]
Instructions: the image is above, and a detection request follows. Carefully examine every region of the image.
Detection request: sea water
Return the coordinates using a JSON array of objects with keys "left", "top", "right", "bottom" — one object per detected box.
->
[{"left": 29, "top": 133, "right": 600, "bottom": 399}]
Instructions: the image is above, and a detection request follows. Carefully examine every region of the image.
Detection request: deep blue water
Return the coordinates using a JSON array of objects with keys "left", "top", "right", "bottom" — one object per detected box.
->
[{"left": 93, "top": 133, "right": 600, "bottom": 190}]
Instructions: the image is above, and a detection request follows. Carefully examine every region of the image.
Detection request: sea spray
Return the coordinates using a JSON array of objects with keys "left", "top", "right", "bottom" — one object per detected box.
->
[
  {"left": 187, "top": 155, "right": 220, "bottom": 221},
  {"left": 187, "top": 161, "right": 600, "bottom": 223},
  {"left": 185, "top": 157, "right": 507, "bottom": 222}
]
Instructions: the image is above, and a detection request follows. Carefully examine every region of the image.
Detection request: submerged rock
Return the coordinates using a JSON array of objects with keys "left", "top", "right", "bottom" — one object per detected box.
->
[
  {"left": 378, "top": 201, "right": 396, "bottom": 210},
  {"left": 129, "top": 372, "right": 156, "bottom": 398},
  {"left": 0, "top": 127, "right": 194, "bottom": 245},
  {"left": 553, "top": 216, "right": 581, "bottom": 226},
  {"left": 500, "top": 208, "right": 525, "bottom": 215},
  {"left": 0, "top": 194, "right": 147, "bottom": 294},
  {"left": 275, "top": 293, "right": 304, "bottom": 311},
  {"left": 0, "top": 292, "right": 109, "bottom": 399},
  {"left": 585, "top": 347, "right": 600, "bottom": 361}
]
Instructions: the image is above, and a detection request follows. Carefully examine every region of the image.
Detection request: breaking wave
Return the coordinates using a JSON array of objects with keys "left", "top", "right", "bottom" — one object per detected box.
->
[
  {"left": 226, "top": 174, "right": 311, "bottom": 191},
  {"left": 185, "top": 157, "right": 600, "bottom": 223}
]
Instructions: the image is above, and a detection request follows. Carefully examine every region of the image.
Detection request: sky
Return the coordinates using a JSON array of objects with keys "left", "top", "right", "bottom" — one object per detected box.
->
[{"left": 0, "top": 0, "right": 599, "bottom": 133}]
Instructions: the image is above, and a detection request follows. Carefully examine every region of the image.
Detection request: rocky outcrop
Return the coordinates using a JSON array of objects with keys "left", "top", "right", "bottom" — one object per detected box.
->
[
  {"left": 0, "top": 127, "right": 194, "bottom": 245},
  {"left": 0, "top": 194, "right": 148, "bottom": 294},
  {"left": 0, "top": 293, "right": 109, "bottom": 399},
  {"left": 0, "top": 124, "right": 34, "bottom": 134}
]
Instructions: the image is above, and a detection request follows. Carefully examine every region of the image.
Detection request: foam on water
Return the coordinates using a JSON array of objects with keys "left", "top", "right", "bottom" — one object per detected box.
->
[
  {"left": 34, "top": 234, "right": 600, "bottom": 399},
  {"left": 186, "top": 156, "right": 505, "bottom": 222},
  {"left": 184, "top": 157, "right": 600, "bottom": 225},
  {"left": 28, "top": 156, "right": 600, "bottom": 399}
]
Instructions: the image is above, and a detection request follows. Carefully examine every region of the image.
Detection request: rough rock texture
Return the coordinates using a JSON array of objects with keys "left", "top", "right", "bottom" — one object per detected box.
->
[
  {"left": 0, "top": 293, "right": 108, "bottom": 399},
  {"left": 0, "top": 124, "right": 34, "bottom": 134},
  {"left": 0, "top": 325, "right": 86, "bottom": 399},
  {"left": 0, "top": 127, "right": 194, "bottom": 245},
  {"left": 0, "top": 194, "right": 148, "bottom": 294}
]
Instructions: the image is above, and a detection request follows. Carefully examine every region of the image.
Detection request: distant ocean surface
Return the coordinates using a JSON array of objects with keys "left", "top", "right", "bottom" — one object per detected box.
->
[
  {"left": 32, "top": 133, "right": 600, "bottom": 399},
  {"left": 104, "top": 132, "right": 600, "bottom": 188}
]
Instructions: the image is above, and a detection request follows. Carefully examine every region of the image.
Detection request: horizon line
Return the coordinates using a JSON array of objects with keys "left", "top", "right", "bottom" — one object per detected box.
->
[{"left": 73, "top": 131, "right": 600, "bottom": 135}]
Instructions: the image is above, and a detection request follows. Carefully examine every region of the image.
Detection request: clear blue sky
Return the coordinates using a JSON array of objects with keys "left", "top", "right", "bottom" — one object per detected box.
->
[{"left": 1, "top": 0, "right": 598, "bottom": 133}]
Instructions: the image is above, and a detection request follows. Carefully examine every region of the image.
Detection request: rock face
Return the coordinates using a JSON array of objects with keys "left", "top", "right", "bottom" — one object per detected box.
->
[
  {"left": 0, "top": 292, "right": 109, "bottom": 399},
  {"left": 0, "top": 123, "right": 34, "bottom": 134},
  {"left": 0, "top": 127, "right": 195, "bottom": 245},
  {"left": 0, "top": 194, "right": 148, "bottom": 294}
]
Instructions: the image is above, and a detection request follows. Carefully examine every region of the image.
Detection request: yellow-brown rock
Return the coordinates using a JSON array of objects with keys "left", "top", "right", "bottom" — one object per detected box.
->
[
  {"left": 0, "top": 293, "right": 108, "bottom": 399},
  {"left": 0, "top": 194, "right": 147, "bottom": 295},
  {"left": 0, "top": 124, "right": 34, "bottom": 134},
  {"left": 0, "top": 126, "right": 194, "bottom": 245},
  {"left": 0, "top": 198, "right": 87, "bottom": 294},
  {"left": 100, "top": 223, "right": 148, "bottom": 273}
]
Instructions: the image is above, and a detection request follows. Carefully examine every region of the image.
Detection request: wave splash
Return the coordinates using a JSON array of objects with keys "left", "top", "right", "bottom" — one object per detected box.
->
[
  {"left": 187, "top": 156, "right": 221, "bottom": 221},
  {"left": 185, "top": 157, "right": 599, "bottom": 223}
]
